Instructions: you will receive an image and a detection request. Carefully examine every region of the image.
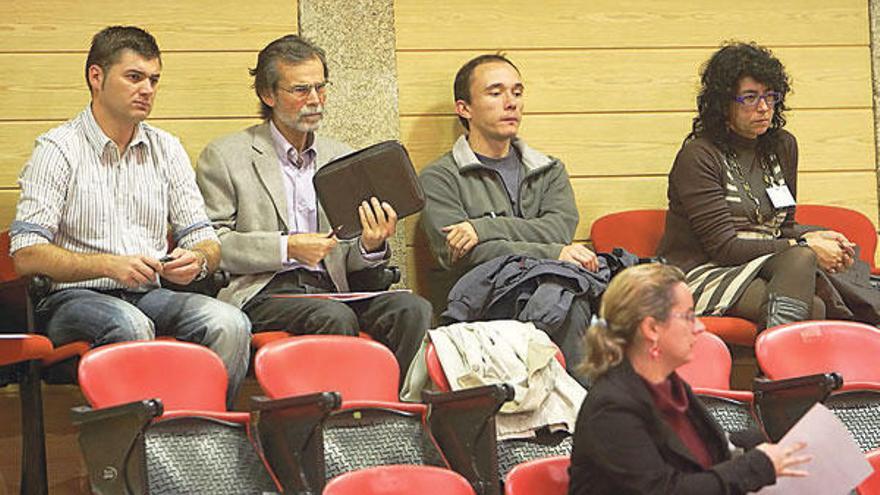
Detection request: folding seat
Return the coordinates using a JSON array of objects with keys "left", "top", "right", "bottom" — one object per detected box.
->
[
  {"left": 795, "top": 204, "right": 879, "bottom": 274},
  {"left": 424, "top": 341, "right": 573, "bottom": 481},
  {"left": 253, "top": 335, "right": 511, "bottom": 495},
  {"left": 590, "top": 210, "right": 759, "bottom": 347},
  {"left": 0, "top": 333, "right": 53, "bottom": 495},
  {"left": 590, "top": 208, "right": 668, "bottom": 259},
  {"left": 72, "top": 340, "right": 280, "bottom": 495},
  {"left": 0, "top": 230, "right": 91, "bottom": 383},
  {"left": 756, "top": 321, "right": 880, "bottom": 451},
  {"left": 504, "top": 456, "right": 569, "bottom": 495},
  {"left": 676, "top": 331, "right": 758, "bottom": 434},
  {"left": 323, "top": 464, "right": 476, "bottom": 495}
]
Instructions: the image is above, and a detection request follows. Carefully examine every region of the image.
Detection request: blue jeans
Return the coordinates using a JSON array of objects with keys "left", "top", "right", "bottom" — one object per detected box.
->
[{"left": 38, "top": 288, "right": 252, "bottom": 408}]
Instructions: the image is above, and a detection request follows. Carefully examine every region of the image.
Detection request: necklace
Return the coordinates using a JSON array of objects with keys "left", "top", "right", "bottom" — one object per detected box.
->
[{"left": 723, "top": 150, "right": 778, "bottom": 225}]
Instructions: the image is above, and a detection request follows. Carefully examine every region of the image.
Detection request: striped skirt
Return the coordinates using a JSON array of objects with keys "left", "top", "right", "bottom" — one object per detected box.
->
[{"left": 686, "top": 254, "right": 774, "bottom": 316}]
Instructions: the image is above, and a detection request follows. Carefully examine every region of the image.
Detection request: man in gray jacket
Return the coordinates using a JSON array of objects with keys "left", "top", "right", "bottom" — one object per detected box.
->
[
  {"left": 196, "top": 35, "right": 431, "bottom": 377},
  {"left": 419, "top": 54, "right": 598, "bottom": 375}
]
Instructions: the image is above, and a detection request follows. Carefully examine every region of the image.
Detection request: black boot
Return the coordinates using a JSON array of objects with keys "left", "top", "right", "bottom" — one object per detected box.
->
[{"left": 766, "top": 293, "right": 811, "bottom": 330}]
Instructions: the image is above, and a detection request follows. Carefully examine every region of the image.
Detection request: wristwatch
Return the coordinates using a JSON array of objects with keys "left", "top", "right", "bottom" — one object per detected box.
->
[
  {"left": 194, "top": 252, "right": 209, "bottom": 281},
  {"left": 795, "top": 237, "right": 809, "bottom": 247}
]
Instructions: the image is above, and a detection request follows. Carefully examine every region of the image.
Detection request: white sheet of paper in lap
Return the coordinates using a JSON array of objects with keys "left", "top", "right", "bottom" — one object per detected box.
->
[{"left": 757, "top": 403, "right": 872, "bottom": 494}]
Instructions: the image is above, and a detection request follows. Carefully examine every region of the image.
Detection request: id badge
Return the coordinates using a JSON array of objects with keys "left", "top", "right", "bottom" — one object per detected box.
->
[{"left": 766, "top": 185, "right": 796, "bottom": 208}]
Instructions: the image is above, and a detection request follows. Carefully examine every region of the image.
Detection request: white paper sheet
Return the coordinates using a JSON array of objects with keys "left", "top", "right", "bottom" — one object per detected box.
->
[{"left": 757, "top": 403, "right": 872, "bottom": 494}]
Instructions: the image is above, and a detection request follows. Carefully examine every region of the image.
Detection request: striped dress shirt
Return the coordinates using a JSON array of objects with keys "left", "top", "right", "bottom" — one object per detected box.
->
[{"left": 10, "top": 106, "right": 217, "bottom": 291}]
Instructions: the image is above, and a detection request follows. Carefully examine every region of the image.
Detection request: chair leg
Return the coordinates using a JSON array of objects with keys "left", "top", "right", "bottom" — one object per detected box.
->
[{"left": 19, "top": 359, "right": 47, "bottom": 495}]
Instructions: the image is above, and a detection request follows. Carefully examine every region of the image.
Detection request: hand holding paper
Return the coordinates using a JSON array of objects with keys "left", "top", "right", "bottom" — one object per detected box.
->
[{"left": 757, "top": 403, "right": 872, "bottom": 494}]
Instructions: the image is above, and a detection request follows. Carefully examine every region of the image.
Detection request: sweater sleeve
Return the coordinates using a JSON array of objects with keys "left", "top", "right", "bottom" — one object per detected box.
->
[{"left": 670, "top": 140, "right": 792, "bottom": 266}]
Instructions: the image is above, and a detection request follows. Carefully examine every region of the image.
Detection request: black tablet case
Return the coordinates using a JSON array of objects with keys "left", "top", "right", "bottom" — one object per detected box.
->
[{"left": 313, "top": 140, "right": 425, "bottom": 240}]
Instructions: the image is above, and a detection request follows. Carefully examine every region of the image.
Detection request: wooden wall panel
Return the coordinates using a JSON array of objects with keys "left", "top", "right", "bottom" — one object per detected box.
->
[
  {"left": 0, "top": 52, "right": 260, "bottom": 121},
  {"left": 396, "top": 0, "right": 868, "bottom": 50},
  {"left": 401, "top": 109, "right": 876, "bottom": 176},
  {"left": 0, "top": 0, "right": 296, "bottom": 51},
  {"left": 397, "top": 47, "right": 872, "bottom": 116},
  {"left": 0, "top": 191, "right": 19, "bottom": 231}
]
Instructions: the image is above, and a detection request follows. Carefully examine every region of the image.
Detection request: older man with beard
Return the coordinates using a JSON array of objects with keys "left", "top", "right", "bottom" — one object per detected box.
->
[{"left": 196, "top": 35, "right": 431, "bottom": 379}]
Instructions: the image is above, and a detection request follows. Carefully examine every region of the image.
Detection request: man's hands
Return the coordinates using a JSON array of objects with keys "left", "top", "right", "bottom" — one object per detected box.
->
[
  {"left": 103, "top": 248, "right": 210, "bottom": 288},
  {"left": 802, "top": 230, "right": 856, "bottom": 274},
  {"left": 288, "top": 232, "right": 338, "bottom": 267},
  {"left": 284, "top": 197, "right": 398, "bottom": 267},
  {"left": 360, "top": 197, "right": 398, "bottom": 253},
  {"left": 103, "top": 255, "right": 163, "bottom": 288},
  {"left": 443, "top": 221, "right": 479, "bottom": 263},
  {"left": 160, "top": 248, "right": 207, "bottom": 285},
  {"left": 558, "top": 243, "right": 599, "bottom": 272}
]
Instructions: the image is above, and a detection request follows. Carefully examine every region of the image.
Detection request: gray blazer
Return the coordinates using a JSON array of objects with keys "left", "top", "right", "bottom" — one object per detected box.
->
[{"left": 196, "top": 123, "right": 389, "bottom": 308}]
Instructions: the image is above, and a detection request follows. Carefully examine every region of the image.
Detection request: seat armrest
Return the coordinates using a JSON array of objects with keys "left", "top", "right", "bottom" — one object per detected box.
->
[
  {"left": 753, "top": 372, "right": 843, "bottom": 442},
  {"left": 423, "top": 384, "right": 513, "bottom": 495},
  {"left": 71, "top": 399, "right": 163, "bottom": 495},
  {"left": 249, "top": 392, "right": 341, "bottom": 493}
]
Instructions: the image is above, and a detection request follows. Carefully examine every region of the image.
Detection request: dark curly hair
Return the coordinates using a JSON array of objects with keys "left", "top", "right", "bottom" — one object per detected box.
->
[{"left": 689, "top": 41, "right": 791, "bottom": 157}]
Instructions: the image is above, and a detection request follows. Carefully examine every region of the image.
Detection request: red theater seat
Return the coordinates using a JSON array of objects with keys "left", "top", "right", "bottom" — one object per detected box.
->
[
  {"left": 858, "top": 449, "right": 880, "bottom": 495},
  {"left": 756, "top": 321, "right": 880, "bottom": 388},
  {"left": 74, "top": 340, "right": 278, "bottom": 494},
  {"left": 796, "top": 204, "right": 878, "bottom": 273},
  {"left": 590, "top": 210, "right": 759, "bottom": 345},
  {"left": 504, "top": 456, "right": 570, "bottom": 495},
  {"left": 323, "top": 465, "right": 475, "bottom": 495}
]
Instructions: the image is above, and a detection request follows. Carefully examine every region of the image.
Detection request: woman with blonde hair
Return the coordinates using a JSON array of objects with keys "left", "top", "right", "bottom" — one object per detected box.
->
[{"left": 568, "top": 263, "right": 810, "bottom": 494}]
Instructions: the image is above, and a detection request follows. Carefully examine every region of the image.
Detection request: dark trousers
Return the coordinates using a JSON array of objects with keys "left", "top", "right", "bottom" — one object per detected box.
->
[
  {"left": 728, "top": 246, "right": 825, "bottom": 328},
  {"left": 553, "top": 296, "right": 592, "bottom": 388},
  {"left": 244, "top": 269, "right": 432, "bottom": 383}
]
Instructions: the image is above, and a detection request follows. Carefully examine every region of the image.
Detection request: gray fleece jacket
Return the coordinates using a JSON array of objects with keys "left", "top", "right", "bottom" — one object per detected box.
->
[{"left": 418, "top": 135, "right": 579, "bottom": 273}]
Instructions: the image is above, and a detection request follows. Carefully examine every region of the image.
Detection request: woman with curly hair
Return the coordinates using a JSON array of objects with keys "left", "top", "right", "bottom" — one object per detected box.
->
[{"left": 657, "top": 41, "right": 858, "bottom": 329}]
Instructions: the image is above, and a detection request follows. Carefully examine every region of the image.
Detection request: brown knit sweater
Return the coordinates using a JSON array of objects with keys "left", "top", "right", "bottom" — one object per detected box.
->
[{"left": 658, "top": 129, "right": 813, "bottom": 273}]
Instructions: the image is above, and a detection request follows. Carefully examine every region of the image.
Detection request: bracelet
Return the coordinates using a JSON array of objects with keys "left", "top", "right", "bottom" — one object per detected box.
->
[{"left": 193, "top": 251, "right": 209, "bottom": 281}]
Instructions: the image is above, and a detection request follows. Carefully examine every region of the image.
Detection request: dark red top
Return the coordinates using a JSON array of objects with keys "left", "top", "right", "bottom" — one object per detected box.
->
[{"left": 642, "top": 373, "right": 714, "bottom": 469}]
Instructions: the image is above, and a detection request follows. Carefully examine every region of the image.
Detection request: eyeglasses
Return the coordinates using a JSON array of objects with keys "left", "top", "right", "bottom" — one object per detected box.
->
[
  {"left": 668, "top": 311, "right": 696, "bottom": 324},
  {"left": 279, "top": 81, "right": 332, "bottom": 98},
  {"left": 733, "top": 91, "right": 782, "bottom": 107}
]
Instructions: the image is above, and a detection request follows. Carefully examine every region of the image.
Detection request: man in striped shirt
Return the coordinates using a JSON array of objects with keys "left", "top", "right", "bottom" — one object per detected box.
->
[{"left": 9, "top": 26, "right": 251, "bottom": 407}]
